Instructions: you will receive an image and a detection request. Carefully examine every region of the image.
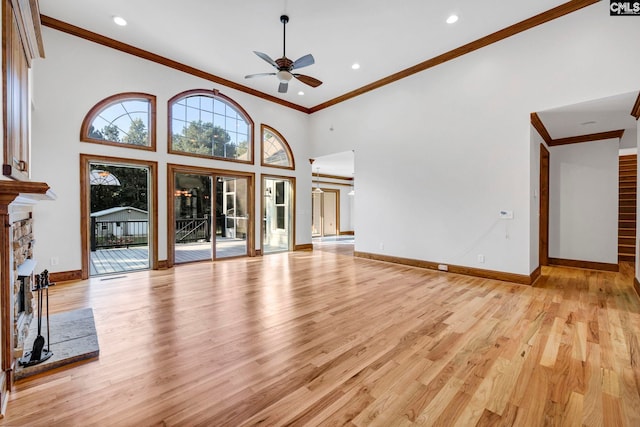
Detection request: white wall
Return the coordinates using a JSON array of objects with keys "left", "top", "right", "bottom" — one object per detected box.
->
[
  {"left": 620, "top": 127, "right": 638, "bottom": 150},
  {"left": 308, "top": 1, "right": 640, "bottom": 275},
  {"left": 30, "top": 28, "right": 312, "bottom": 274},
  {"left": 548, "top": 140, "right": 618, "bottom": 264}
]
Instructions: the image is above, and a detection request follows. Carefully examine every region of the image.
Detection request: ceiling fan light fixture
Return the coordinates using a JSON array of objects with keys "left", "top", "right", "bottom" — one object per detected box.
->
[{"left": 277, "top": 70, "right": 293, "bottom": 82}]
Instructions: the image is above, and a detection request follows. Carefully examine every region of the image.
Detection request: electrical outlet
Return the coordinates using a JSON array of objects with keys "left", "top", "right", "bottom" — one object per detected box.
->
[
  {"left": 50, "top": 257, "right": 59, "bottom": 266},
  {"left": 478, "top": 254, "right": 485, "bottom": 263},
  {"left": 438, "top": 264, "right": 448, "bottom": 271},
  {"left": 379, "top": 242, "right": 384, "bottom": 250},
  {"left": 499, "top": 210, "right": 514, "bottom": 219}
]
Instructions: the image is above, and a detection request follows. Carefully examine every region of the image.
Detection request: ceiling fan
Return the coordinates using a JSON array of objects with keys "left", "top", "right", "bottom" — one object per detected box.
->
[{"left": 245, "top": 15, "right": 322, "bottom": 94}]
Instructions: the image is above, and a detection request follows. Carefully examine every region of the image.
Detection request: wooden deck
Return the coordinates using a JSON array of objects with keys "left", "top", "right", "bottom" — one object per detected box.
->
[
  {"left": 90, "top": 239, "right": 248, "bottom": 275},
  {"left": 4, "top": 244, "right": 640, "bottom": 426}
]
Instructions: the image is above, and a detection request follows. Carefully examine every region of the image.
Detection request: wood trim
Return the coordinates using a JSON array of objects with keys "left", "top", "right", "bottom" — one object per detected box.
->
[
  {"left": 547, "top": 129, "right": 625, "bottom": 147},
  {"left": 634, "top": 277, "right": 640, "bottom": 299},
  {"left": 157, "top": 260, "right": 168, "bottom": 270},
  {"left": 80, "top": 154, "right": 159, "bottom": 279},
  {"left": 260, "top": 174, "right": 297, "bottom": 255},
  {"left": 631, "top": 92, "right": 640, "bottom": 120},
  {"left": 167, "top": 89, "right": 255, "bottom": 164},
  {"left": 318, "top": 173, "right": 353, "bottom": 181},
  {"left": 529, "top": 265, "right": 542, "bottom": 285},
  {"left": 48, "top": 270, "right": 82, "bottom": 283},
  {"left": 317, "top": 181, "right": 353, "bottom": 188},
  {"left": 531, "top": 113, "right": 552, "bottom": 144},
  {"left": 260, "top": 124, "right": 295, "bottom": 170},
  {"left": 354, "top": 251, "right": 533, "bottom": 285},
  {"left": 309, "top": 0, "right": 598, "bottom": 113},
  {"left": 42, "top": 2, "right": 596, "bottom": 116},
  {"left": 9, "top": 0, "right": 44, "bottom": 61},
  {"left": 539, "top": 144, "right": 550, "bottom": 266},
  {"left": 40, "top": 15, "right": 310, "bottom": 114},
  {"left": 167, "top": 163, "right": 256, "bottom": 268},
  {"left": 80, "top": 92, "right": 157, "bottom": 152},
  {"left": 295, "top": 243, "right": 313, "bottom": 251},
  {"left": 548, "top": 257, "right": 619, "bottom": 272},
  {"left": 339, "top": 230, "right": 355, "bottom": 236}
]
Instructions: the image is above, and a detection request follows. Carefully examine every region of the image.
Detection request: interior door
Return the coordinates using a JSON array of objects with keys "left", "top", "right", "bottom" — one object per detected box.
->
[{"left": 322, "top": 191, "right": 338, "bottom": 236}]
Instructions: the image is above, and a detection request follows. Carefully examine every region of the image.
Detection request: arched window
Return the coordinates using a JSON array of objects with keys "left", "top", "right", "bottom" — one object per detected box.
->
[
  {"left": 261, "top": 124, "right": 294, "bottom": 170},
  {"left": 169, "top": 89, "right": 254, "bottom": 163},
  {"left": 81, "top": 93, "right": 156, "bottom": 151}
]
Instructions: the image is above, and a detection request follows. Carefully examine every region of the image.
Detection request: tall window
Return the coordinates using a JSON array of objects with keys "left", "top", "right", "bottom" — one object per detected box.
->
[
  {"left": 169, "top": 89, "right": 253, "bottom": 163},
  {"left": 81, "top": 93, "right": 156, "bottom": 151},
  {"left": 261, "top": 124, "right": 294, "bottom": 169}
]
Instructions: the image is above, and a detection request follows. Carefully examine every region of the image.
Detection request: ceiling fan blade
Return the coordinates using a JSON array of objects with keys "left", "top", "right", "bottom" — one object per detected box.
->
[
  {"left": 253, "top": 51, "right": 278, "bottom": 68},
  {"left": 245, "top": 72, "right": 276, "bottom": 79},
  {"left": 278, "top": 82, "right": 289, "bottom": 93},
  {"left": 292, "top": 54, "right": 315, "bottom": 70},
  {"left": 293, "top": 74, "right": 323, "bottom": 88}
]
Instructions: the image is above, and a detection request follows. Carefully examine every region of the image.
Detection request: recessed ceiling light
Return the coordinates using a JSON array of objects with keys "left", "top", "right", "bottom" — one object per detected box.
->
[
  {"left": 113, "top": 16, "right": 127, "bottom": 26},
  {"left": 446, "top": 14, "right": 459, "bottom": 24},
  {"left": 298, "top": 91, "right": 304, "bottom": 96},
  {"left": 351, "top": 63, "right": 360, "bottom": 70}
]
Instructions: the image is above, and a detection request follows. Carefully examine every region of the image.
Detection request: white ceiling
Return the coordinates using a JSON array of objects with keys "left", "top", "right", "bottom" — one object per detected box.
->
[
  {"left": 537, "top": 91, "right": 639, "bottom": 140},
  {"left": 39, "top": 0, "right": 570, "bottom": 109},
  {"left": 38, "top": 1, "right": 637, "bottom": 177}
]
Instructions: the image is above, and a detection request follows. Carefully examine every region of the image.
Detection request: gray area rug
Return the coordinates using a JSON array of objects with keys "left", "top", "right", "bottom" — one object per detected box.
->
[{"left": 15, "top": 308, "right": 99, "bottom": 379}]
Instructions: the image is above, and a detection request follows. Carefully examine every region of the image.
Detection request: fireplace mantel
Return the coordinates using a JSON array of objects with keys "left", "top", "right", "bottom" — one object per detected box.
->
[
  {"left": 0, "top": 180, "right": 55, "bottom": 410},
  {"left": 0, "top": 181, "right": 55, "bottom": 209}
]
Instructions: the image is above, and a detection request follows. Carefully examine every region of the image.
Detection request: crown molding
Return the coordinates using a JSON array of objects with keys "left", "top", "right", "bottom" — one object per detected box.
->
[
  {"left": 309, "top": 0, "right": 599, "bottom": 113},
  {"left": 39, "top": 15, "right": 311, "bottom": 114},
  {"left": 631, "top": 91, "right": 640, "bottom": 119},
  {"left": 41, "top": 0, "right": 598, "bottom": 115}
]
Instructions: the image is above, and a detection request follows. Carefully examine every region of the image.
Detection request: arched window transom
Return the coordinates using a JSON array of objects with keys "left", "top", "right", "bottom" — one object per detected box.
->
[
  {"left": 169, "top": 90, "right": 254, "bottom": 163},
  {"left": 261, "top": 124, "right": 294, "bottom": 170},
  {"left": 81, "top": 93, "right": 156, "bottom": 151}
]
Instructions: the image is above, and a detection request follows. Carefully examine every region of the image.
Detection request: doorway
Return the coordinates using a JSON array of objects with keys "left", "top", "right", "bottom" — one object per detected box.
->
[
  {"left": 81, "top": 155, "right": 158, "bottom": 278},
  {"left": 262, "top": 176, "right": 295, "bottom": 254},
  {"left": 312, "top": 188, "right": 340, "bottom": 237},
  {"left": 169, "top": 165, "right": 254, "bottom": 266}
]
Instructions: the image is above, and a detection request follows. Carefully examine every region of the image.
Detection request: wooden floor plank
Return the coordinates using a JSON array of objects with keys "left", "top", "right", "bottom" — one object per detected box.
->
[{"left": 1, "top": 245, "right": 640, "bottom": 426}]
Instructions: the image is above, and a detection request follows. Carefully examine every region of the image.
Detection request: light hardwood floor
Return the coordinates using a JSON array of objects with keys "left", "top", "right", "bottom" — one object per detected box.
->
[{"left": 2, "top": 243, "right": 640, "bottom": 426}]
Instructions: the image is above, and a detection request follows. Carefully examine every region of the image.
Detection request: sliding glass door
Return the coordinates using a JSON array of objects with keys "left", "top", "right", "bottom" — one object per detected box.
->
[
  {"left": 174, "top": 173, "right": 213, "bottom": 263},
  {"left": 215, "top": 176, "right": 249, "bottom": 258}
]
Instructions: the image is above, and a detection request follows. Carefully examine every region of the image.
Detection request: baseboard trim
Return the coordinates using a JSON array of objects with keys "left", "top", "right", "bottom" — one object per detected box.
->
[
  {"left": 255, "top": 249, "right": 262, "bottom": 256},
  {"left": 157, "top": 260, "right": 169, "bottom": 270},
  {"left": 49, "top": 270, "right": 83, "bottom": 283},
  {"left": 530, "top": 265, "right": 542, "bottom": 285},
  {"left": 354, "top": 251, "right": 534, "bottom": 285},
  {"left": 548, "top": 257, "right": 619, "bottom": 272},
  {"left": 339, "top": 230, "right": 355, "bottom": 236},
  {"left": 634, "top": 277, "right": 640, "bottom": 299},
  {"left": 295, "top": 243, "right": 313, "bottom": 251}
]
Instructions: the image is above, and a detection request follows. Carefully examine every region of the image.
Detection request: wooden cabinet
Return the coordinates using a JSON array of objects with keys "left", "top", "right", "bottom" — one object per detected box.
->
[{"left": 2, "top": 0, "right": 44, "bottom": 180}]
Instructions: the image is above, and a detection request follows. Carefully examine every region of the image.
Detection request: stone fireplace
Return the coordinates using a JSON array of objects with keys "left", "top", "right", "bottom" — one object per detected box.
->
[
  {"left": 0, "top": 180, "right": 54, "bottom": 401},
  {"left": 12, "top": 217, "right": 36, "bottom": 359}
]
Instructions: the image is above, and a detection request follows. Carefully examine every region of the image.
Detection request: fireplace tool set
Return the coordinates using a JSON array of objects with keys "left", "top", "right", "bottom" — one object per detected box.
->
[{"left": 19, "top": 270, "right": 53, "bottom": 367}]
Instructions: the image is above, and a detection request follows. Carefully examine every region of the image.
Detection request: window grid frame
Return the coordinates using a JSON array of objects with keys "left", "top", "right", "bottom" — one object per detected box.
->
[
  {"left": 168, "top": 89, "right": 254, "bottom": 164},
  {"left": 80, "top": 92, "right": 157, "bottom": 152}
]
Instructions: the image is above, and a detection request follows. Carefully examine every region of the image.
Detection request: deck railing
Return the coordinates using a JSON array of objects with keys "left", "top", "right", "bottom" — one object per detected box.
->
[
  {"left": 176, "top": 218, "right": 211, "bottom": 243},
  {"left": 91, "top": 219, "right": 149, "bottom": 251}
]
